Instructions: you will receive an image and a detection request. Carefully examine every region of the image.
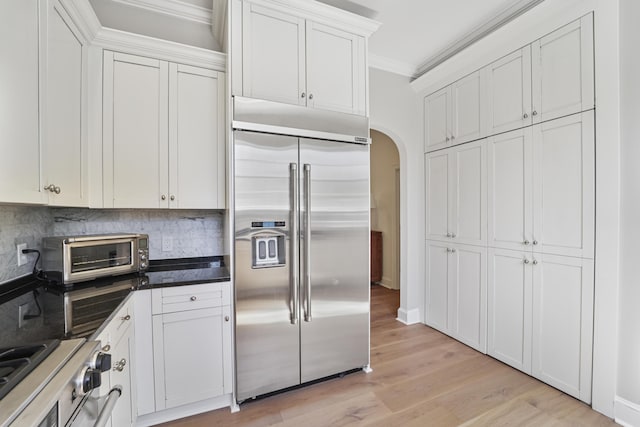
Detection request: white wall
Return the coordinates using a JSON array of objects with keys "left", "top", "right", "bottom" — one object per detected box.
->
[
  {"left": 370, "top": 130, "right": 400, "bottom": 289},
  {"left": 616, "top": 0, "right": 640, "bottom": 423},
  {"left": 369, "top": 68, "right": 423, "bottom": 324},
  {"left": 407, "top": 0, "right": 622, "bottom": 418}
]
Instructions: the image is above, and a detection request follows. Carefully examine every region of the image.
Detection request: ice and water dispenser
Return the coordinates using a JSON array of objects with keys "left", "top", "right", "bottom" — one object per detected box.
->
[{"left": 250, "top": 221, "right": 286, "bottom": 268}]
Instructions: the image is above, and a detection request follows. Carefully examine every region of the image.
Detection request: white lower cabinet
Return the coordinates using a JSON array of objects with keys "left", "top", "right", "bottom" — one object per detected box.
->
[
  {"left": 425, "top": 241, "right": 486, "bottom": 353},
  {"left": 487, "top": 248, "right": 593, "bottom": 402},
  {"left": 95, "top": 296, "right": 136, "bottom": 427},
  {"left": 153, "top": 306, "right": 229, "bottom": 410},
  {"left": 134, "top": 282, "right": 233, "bottom": 426},
  {"left": 531, "top": 254, "right": 593, "bottom": 403}
]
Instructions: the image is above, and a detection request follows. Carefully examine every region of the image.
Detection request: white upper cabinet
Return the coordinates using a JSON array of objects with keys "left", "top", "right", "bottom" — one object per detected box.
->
[
  {"left": 103, "top": 52, "right": 225, "bottom": 209},
  {"left": 426, "top": 139, "right": 486, "bottom": 246},
  {"left": 44, "top": 0, "right": 87, "bottom": 207},
  {"left": 424, "top": 87, "right": 450, "bottom": 152},
  {"left": 486, "top": 47, "right": 532, "bottom": 135},
  {"left": 451, "top": 71, "right": 484, "bottom": 145},
  {"left": 169, "top": 64, "right": 225, "bottom": 209},
  {"left": 532, "top": 111, "right": 594, "bottom": 259},
  {"left": 237, "top": 0, "right": 376, "bottom": 116},
  {"left": 103, "top": 52, "right": 168, "bottom": 209},
  {"left": 531, "top": 15, "right": 594, "bottom": 124},
  {"left": 424, "top": 70, "right": 484, "bottom": 152},
  {"left": 242, "top": 4, "right": 305, "bottom": 106},
  {"left": 305, "top": 21, "right": 365, "bottom": 114},
  {"left": 0, "top": 1, "right": 45, "bottom": 204}
]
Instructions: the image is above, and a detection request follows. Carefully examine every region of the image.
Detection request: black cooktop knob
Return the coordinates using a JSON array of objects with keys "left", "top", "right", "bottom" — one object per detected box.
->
[
  {"left": 82, "top": 369, "right": 102, "bottom": 393},
  {"left": 95, "top": 352, "right": 112, "bottom": 372}
]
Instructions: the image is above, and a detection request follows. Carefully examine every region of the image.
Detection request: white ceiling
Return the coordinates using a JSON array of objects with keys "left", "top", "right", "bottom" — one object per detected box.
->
[{"left": 89, "top": 0, "right": 544, "bottom": 78}]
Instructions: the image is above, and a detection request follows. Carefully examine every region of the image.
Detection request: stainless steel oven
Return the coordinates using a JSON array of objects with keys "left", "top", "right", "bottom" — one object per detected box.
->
[{"left": 42, "top": 234, "right": 149, "bottom": 285}]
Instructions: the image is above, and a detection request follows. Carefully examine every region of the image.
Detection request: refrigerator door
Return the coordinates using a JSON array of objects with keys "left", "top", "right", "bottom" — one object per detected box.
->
[
  {"left": 299, "top": 138, "right": 370, "bottom": 383},
  {"left": 234, "top": 131, "right": 300, "bottom": 400}
]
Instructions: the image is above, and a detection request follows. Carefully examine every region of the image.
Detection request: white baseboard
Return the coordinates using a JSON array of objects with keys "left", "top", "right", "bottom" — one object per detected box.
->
[
  {"left": 396, "top": 307, "right": 421, "bottom": 325},
  {"left": 615, "top": 396, "right": 640, "bottom": 427},
  {"left": 379, "top": 277, "right": 399, "bottom": 290}
]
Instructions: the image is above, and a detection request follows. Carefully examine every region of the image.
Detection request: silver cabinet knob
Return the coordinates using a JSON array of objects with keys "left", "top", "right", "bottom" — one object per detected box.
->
[
  {"left": 533, "top": 260, "right": 538, "bottom": 265},
  {"left": 113, "top": 358, "right": 126, "bottom": 372},
  {"left": 533, "top": 240, "right": 538, "bottom": 245},
  {"left": 446, "top": 137, "right": 450, "bottom": 142},
  {"left": 225, "top": 316, "right": 230, "bottom": 322},
  {"left": 161, "top": 194, "right": 166, "bottom": 200},
  {"left": 170, "top": 195, "right": 175, "bottom": 201},
  {"left": 120, "top": 314, "right": 131, "bottom": 321},
  {"left": 524, "top": 259, "right": 530, "bottom": 264},
  {"left": 446, "top": 232, "right": 451, "bottom": 237},
  {"left": 451, "top": 135, "right": 455, "bottom": 140},
  {"left": 524, "top": 240, "right": 530, "bottom": 245},
  {"left": 190, "top": 296, "right": 197, "bottom": 301},
  {"left": 301, "top": 92, "right": 306, "bottom": 98},
  {"left": 446, "top": 248, "right": 451, "bottom": 253},
  {"left": 532, "top": 110, "right": 538, "bottom": 116},
  {"left": 523, "top": 113, "right": 529, "bottom": 119},
  {"left": 102, "top": 344, "right": 111, "bottom": 352},
  {"left": 44, "top": 184, "right": 61, "bottom": 194},
  {"left": 451, "top": 233, "right": 456, "bottom": 238},
  {"left": 451, "top": 248, "right": 456, "bottom": 253},
  {"left": 309, "top": 93, "right": 314, "bottom": 100}
]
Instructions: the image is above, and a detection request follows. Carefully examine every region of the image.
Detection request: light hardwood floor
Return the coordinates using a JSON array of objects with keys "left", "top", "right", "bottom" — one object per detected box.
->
[{"left": 159, "top": 285, "right": 617, "bottom": 427}]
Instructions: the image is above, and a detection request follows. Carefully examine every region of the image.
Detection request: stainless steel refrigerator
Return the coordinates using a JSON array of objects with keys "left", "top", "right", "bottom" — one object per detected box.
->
[{"left": 233, "top": 97, "right": 370, "bottom": 401}]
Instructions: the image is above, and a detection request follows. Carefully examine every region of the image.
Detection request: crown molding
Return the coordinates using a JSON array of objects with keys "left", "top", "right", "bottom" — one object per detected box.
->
[
  {"left": 113, "top": 0, "right": 212, "bottom": 25},
  {"left": 59, "top": 0, "right": 102, "bottom": 42},
  {"left": 413, "top": 0, "right": 545, "bottom": 78},
  {"left": 93, "top": 27, "right": 227, "bottom": 70},
  {"left": 246, "top": 0, "right": 381, "bottom": 37},
  {"left": 368, "top": 54, "right": 417, "bottom": 79},
  {"left": 212, "top": 0, "right": 227, "bottom": 49}
]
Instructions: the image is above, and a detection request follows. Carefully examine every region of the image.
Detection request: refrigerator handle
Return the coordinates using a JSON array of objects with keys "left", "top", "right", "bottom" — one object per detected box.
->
[
  {"left": 303, "top": 164, "right": 312, "bottom": 322},
  {"left": 289, "top": 163, "right": 299, "bottom": 325}
]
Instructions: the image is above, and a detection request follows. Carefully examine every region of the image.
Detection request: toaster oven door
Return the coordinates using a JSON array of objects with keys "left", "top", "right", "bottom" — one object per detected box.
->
[{"left": 64, "top": 238, "right": 138, "bottom": 283}]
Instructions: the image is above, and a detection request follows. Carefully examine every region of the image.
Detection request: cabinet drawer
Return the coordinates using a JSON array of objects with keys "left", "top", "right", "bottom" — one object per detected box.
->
[
  {"left": 96, "top": 295, "right": 134, "bottom": 353},
  {"left": 152, "top": 282, "right": 231, "bottom": 315}
]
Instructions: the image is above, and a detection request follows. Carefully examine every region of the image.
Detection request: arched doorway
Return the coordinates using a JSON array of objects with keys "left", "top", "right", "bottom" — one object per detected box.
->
[{"left": 370, "top": 129, "right": 400, "bottom": 291}]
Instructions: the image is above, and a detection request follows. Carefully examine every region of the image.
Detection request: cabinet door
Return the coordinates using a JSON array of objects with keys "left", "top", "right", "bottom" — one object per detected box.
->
[
  {"left": 487, "top": 248, "right": 532, "bottom": 374},
  {"left": 0, "top": 1, "right": 45, "bottom": 204},
  {"left": 487, "top": 128, "right": 533, "bottom": 252},
  {"left": 532, "top": 254, "right": 593, "bottom": 403},
  {"left": 450, "top": 244, "right": 487, "bottom": 352},
  {"left": 306, "top": 22, "right": 365, "bottom": 115},
  {"left": 424, "top": 87, "right": 450, "bottom": 152},
  {"left": 109, "top": 325, "right": 135, "bottom": 427},
  {"left": 153, "top": 307, "right": 225, "bottom": 410},
  {"left": 242, "top": 3, "right": 305, "bottom": 106},
  {"left": 531, "top": 15, "right": 594, "bottom": 123},
  {"left": 169, "top": 64, "right": 225, "bottom": 209},
  {"left": 450, "top": 139, "right": 486, "bottom": 246},
  {"left": 425, "top": 241, "right": 450, "bottom": 333},
  {"left": 425, "top": 151, "right": 450, "bottom": 241},
  {"left": 485, "top": 47, "right": 532, "bottom": 135},
  {"left": 45, "top": 0, "right": 86, "bottom": 207},
  {"left": 451, "top": 71, "right": 483, "bottom": 145},
  {"left": 103, "top": 52, "right": 169, "bottom": 208},
  {"left": 532, "top": 111, "right": 594, "bottom": 258}
]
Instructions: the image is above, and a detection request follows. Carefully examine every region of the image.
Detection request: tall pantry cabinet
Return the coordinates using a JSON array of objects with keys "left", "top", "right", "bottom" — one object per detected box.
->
[{"left": 424, "top": 14, "right": 595, "bottom": 403}]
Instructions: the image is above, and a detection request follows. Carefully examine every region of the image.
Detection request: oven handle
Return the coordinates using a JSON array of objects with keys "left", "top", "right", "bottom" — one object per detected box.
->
[{"left": 93, "top": 385, "right": 122, "bottom": 427}]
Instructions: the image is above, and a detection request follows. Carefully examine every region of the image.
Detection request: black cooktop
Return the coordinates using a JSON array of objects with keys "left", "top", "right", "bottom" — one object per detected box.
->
[{"left": 0, "top": 340, "right": 60, "bottom": 400}]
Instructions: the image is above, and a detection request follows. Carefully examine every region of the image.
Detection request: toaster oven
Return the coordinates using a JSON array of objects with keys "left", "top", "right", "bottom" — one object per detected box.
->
[{"left": 42, "top": 233, "right": 149, "bottom": 285}]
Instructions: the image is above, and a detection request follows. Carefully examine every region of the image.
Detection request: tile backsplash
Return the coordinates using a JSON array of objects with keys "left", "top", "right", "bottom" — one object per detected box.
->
[{"left": 0, "top": 206, "right": 226, "bottom": 284}]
